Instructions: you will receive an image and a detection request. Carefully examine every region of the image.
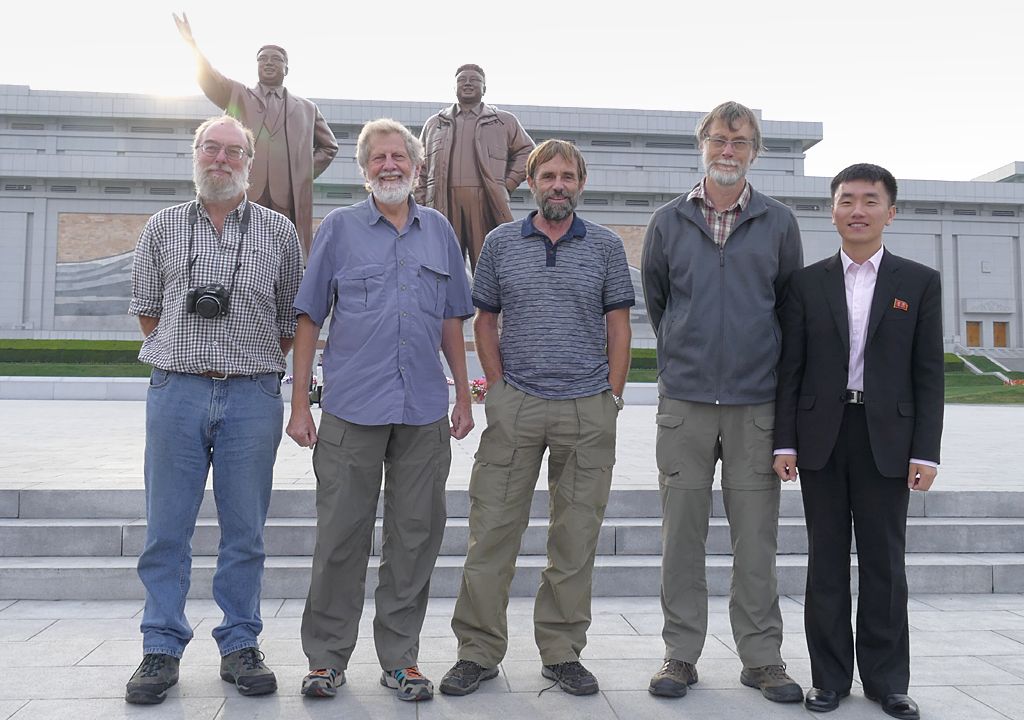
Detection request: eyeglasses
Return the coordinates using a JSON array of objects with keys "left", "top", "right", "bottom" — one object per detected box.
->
[
  {"left": 257, "top": 54, "right": 286, "bottom": 65},
  {"left": 196, "top": 142, "right": 250, "bottom": 161},
  {"left": 704, "top": 136, "right": 755, "bottom": 151}
]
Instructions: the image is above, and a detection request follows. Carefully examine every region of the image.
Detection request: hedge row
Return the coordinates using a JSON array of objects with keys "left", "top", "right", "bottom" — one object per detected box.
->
[{"left": 0, "top": 340, "right": 142, "bottom": 364}]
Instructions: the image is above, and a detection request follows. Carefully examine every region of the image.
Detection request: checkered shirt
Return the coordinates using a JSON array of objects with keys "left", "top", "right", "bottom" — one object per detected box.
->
[
  {"left": 687, "top": 179, "right": 752, "bottom": 246},
  {"left": 129, "top": 196, "right": 302, "bottom": 375}
]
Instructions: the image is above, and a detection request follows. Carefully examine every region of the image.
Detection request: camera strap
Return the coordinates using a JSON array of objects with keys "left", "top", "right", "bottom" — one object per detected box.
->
[{"left": 186, "top": 200, "right": 251, "bottom": 295}]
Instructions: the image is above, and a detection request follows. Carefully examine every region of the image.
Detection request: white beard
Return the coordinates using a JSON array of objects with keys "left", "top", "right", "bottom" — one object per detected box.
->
[
  {"left": 371, "top": 172, "right": 414, "bottom": 205},
  {"left": 194, "top": 163, "right": 248, "bottom": 202}
]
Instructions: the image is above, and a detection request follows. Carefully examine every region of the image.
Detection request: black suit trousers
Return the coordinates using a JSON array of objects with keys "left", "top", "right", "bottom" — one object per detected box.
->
[{"left": 800, "top": 404, "right": 911, "bottom": 696}]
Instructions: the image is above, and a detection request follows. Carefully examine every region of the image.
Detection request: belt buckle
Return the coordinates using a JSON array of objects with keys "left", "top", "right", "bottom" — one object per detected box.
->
[
  {"left": 845, "top": 389, "right": 864, "bottom": 404},
  {"left": 204, "top": 370, "right": 230, "bottom": 380}
]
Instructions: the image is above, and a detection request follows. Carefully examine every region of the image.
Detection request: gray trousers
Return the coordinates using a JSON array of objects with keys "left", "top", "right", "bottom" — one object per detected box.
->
[
  {"left": 655, "top": 397, "right": 784, "bottom": 668},
  {"left": 301, "top": 412, "right": 451, "bottom": 671},
  {"left": 451, "top": 380, "right": 618, "bottom": 666}
]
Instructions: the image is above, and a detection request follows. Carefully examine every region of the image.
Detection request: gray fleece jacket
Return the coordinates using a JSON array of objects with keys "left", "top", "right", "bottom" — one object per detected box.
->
[{"left": 641, "top": 184, "right": 804, "bottom": 405}]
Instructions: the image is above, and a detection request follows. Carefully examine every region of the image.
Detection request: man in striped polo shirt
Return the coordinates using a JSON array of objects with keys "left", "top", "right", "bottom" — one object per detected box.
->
[{"left": 439, "top": 140, "right": 635, "bottom": 697}]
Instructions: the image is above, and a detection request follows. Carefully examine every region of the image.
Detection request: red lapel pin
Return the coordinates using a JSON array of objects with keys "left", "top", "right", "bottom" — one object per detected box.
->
[{"left": 893, "top": 298, "right": 909, "bottom": 312}]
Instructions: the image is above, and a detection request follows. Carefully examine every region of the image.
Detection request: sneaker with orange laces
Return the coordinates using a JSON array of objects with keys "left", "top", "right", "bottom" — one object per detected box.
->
[
  {"left": 381, "top": 665, "right": 434, "bottom": 701},
  {"left": 301, "top": 667, "right": 344, "bottom": 698}
]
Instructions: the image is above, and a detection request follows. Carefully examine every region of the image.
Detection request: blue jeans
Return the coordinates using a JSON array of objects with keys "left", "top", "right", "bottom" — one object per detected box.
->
[{"left": 137, "top": 368, "right": 283, "bottom": 657}]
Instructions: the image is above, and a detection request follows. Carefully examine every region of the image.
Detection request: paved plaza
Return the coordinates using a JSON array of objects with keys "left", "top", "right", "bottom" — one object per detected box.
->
[{"left": 0, "top": 400, "right": 1022, "bottom": 718}]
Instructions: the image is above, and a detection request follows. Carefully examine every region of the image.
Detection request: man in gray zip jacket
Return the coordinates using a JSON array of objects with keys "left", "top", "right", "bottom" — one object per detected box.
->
[{"left": 640, "top": 101, "right": 804, "bottom": 704}]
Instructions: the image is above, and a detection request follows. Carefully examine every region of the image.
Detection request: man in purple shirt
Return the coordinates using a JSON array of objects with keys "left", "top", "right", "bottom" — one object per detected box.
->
[{"left": 286, "top": 118, "right": 474, "bottom": 702}]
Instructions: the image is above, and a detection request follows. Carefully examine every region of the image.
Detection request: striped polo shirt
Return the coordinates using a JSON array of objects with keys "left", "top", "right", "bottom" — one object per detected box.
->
[{"left": 472, "top": 211, "right": 635, "bottom": 400}]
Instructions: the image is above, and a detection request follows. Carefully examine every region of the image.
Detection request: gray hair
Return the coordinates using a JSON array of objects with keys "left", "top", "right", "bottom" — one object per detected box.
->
[
  {"left": 355, "top": 118, "right": 424, "bottom": 172},
  {"left": 192, "top": 115, "right": 255, "bottom": 161},
  {"left": 695, "top": 101, "right": 763, "bottom": 159}
]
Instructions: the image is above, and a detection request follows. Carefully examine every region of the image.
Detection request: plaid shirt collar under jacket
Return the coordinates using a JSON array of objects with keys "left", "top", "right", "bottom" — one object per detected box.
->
[{"left": 687, "top": 179, "right": 751, "bottom": 247}]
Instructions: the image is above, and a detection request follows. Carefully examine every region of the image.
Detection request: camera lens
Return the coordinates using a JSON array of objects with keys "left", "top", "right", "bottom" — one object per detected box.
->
[{"left": 195, "top": 295, "right": 223, "bottom": 319}]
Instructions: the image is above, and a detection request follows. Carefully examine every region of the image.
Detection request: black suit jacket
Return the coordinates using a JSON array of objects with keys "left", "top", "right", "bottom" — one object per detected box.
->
[{"left": 774, "top": 249, "right": 944, "bottom": 477}]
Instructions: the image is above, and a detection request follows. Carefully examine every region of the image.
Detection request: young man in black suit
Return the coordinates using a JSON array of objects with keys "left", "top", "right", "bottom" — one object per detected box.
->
[{"left": 773, "top": 164, "right": 943, "bottom": 720}]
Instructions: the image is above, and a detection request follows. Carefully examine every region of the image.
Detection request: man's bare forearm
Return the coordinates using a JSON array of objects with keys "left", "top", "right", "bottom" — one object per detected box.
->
[{"left": 473, "top": 310, "right": 503, "bottom": 385}]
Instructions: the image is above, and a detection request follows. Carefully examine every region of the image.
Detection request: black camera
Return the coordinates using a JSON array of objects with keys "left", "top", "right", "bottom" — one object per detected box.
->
[{"left": 186, "top": 283, "right": 231, "bottom": 319}]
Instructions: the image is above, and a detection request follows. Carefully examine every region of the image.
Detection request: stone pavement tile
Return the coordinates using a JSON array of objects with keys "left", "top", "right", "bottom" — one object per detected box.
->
[
  {"left": 789, "top": 595, "right": 949, "bottom": 613},
  {"left": 506, "top": 633, "right": 735, "bottom": 662},
  {"left": 2, "top": 698, "right": 225, "bottom": 720},
  {"left": 78, "top": 639, "right": 221, "bottom": 666},
  {"left": 714, "top": 631, "right": 809, "bottom": 659},
  {"left": 914, "top": 594, "right": 1024, "bottom": 611},
  {"left": 30, "top": 619, "right": 144, "bottom": 642},
  {"left": 910, "top": 655, "right": 1023, "bottom": 685},
  {"left": 902, "top": 686, "right": 1016, "bottom": 720},
  {"left": 0, "top": 701, "right": 26, "bottom": 719},
  {"left": 258, "top": 636, "right": 461, "bottom": 669},
  {"left": 996, "top": 629, "right": 1024, "bottom": 644},
  {"left": 0, "top": 619, "right": 53, "bottom": 642},
  {"left": 910, "top": 630, "right": 1024, "bottom": 656},
  {"left": 976, "top": 654, "right": 1024, "bottom": 681},
  {"left": 0, "top": 600, "right": 142, "bottom": 619},
  {"left": 228, "top": 617, "right": 300, "bottom": 639},
  {"left": 0, "top": 640, "right": 99, "bottom": 667},
  {"left": 604, "top": 687, "right": 814, "bottom": 720},
  {"left": 216, "top": 694, "right": 415, "bottom": 720},
  {"left": 0, "top": 601, "right": 13, "bottom": 612},
  {"left": 169, "top": 599, "right": 284, "bottom": 620},
  {"left": 419, "top": 690, "right": 618, "bottom": 720},
  {"left": 622, "top": 611, "right": 806, "bottom": 636},
  {"left": 0, "top": 665, "right": 140, "bottom": 700},
  {"left": 909, "top": 610, "right": 1024, "bottom": 631},
  {"left": 958, "top": 685, "right": 1024, "bottom": 720}
]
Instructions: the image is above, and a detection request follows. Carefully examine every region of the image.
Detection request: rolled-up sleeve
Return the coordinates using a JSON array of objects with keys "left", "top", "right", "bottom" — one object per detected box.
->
[
  {"left": 129, "top": 217, "right": 163, "bottom": 318},
  {"left": 275, "top": 224, "right": 303, "bottom": 337}
]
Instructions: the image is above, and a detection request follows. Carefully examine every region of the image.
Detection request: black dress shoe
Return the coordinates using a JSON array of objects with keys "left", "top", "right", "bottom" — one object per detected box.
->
[
  {"left": 865, "top": 692, "right": 920, "bottom": 720},
  {"left": 804, "top": 687, "right": 849, "bottom": 713}
]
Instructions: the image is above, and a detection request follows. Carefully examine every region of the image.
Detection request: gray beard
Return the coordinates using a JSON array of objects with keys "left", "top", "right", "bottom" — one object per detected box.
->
[
  {"left": 707, "top": 165, "right": 745, "bottom": 186},
  {"left": 536, "top": 192, "right": 578, "bottom": 222},
  {"left": 371, "top": 175, "right": 414, "bottom": 205},
  {"left": 194, "top": 164, "right": 248, "bottom": 202}
]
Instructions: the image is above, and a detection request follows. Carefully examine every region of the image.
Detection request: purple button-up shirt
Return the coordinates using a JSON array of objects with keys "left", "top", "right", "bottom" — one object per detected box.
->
[{"left": 294, "top": 196, "right": 472, "bottom": 426}]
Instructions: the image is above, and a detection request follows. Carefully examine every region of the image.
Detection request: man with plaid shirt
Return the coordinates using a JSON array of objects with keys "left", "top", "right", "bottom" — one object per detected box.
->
[
  {"left": 125, "top": 115, "right": 302, "bottom": 705},
  {"left": 641, "top": 101, "right": 804, "bottom": 704}
]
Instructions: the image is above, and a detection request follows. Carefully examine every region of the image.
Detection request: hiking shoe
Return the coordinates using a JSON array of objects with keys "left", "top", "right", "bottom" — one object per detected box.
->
[
  {"left": 381, "top": 666, "right": 434, "bottom": 701},
  {"left": 125, "top": 653, "right": 180, "bottom": 705},
  {"left": 301, "top": 668, "right": 344, "bottom": 698},
  {"left": 220, "top": 647, "right": 278, "bottom": 696},
  {"left": 439, "top": 659, "right": 499, "bottom": 696},
  {"left": 541, "top": 661, "right": 599, "bottom": 696},
  {"left": 649, "top": 658, "right": 699, "bottom": 697},
  {"left": 740, "top": 663, "right": 803, "bottom": 703}
]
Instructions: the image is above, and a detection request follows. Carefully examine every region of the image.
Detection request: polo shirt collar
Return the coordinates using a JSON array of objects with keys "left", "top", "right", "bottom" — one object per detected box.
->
[{"left": 520, "top": 211, "right": 587, "bottom": 242}]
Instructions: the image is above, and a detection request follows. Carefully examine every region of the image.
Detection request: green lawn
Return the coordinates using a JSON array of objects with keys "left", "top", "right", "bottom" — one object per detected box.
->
[{"left": 0, "top": 363, "right": 151, "bottom": 377}]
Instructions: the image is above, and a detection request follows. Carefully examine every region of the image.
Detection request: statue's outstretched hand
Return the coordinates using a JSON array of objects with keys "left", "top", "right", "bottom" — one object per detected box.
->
[{"left": 173, "top": 12, "right": 196, "bottom": 48}]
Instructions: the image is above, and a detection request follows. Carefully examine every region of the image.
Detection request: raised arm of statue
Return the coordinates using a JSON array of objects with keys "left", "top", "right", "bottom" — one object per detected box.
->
[{"left": 173, "top": 11, "right": 235, "bottom": 111}]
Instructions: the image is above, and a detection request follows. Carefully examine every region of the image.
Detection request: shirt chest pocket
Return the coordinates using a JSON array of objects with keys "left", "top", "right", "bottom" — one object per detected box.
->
[
  {"left": 335, "top": 264, "right": 386, "bottom": 313},
  {"left": 418, "top": 264, "right": 450, "bottom": 317}
]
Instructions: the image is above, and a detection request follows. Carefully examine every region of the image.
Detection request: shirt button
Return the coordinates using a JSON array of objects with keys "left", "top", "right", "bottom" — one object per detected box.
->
[
  {"left": 400, "top": 366, "right": 405, "bottom": 372},
  {"left": 399, "top": 259, "right": 405, "bottom": 266},
  {"left": 401, "top": 339, "right": 407, "bottom": 345},
  {"left": 402, "top": 311, "right": 408, "bottom": 317},
  {"left": 401, "top": 285, "right": 406, "bottom": 290}
]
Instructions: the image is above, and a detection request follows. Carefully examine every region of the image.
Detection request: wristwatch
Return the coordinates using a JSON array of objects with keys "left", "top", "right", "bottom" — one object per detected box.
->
[{"left": 612, "top": 393, "right": 624, "bottom": 410}]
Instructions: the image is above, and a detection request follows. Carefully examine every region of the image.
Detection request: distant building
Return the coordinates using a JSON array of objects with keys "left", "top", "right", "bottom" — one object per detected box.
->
[{"left": 1, "top": 84, "right": 1022, "bottom": 350}]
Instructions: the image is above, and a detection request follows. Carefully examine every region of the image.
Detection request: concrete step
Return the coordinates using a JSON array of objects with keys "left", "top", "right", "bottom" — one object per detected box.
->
[
  {"left": 1, "top": 553, "right": 1020, "bottom": 600},
  {"left": 5, "top": 516, "right": 1024, "bottom": 557},
  {"left": 6, "top": 487, "right": 1024, "bottom": 520}
]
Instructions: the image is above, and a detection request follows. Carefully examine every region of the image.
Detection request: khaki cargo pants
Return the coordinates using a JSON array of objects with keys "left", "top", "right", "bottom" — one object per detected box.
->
[{"left": 451, "top": 379, "right": 619, "bottom": 667}]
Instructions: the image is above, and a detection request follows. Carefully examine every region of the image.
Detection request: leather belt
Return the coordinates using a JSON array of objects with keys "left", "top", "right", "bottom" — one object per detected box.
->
[
  {"left": 845, "top": 389, "right": 865, "bottom": 405},
  {"left": 197, "top": 370, "right": 246, "bottom": 380}
]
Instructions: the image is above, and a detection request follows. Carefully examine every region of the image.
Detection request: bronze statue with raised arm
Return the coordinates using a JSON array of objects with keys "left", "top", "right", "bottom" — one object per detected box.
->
[{"left": 174, "top": 12, "right": 339, "bottom": 255}]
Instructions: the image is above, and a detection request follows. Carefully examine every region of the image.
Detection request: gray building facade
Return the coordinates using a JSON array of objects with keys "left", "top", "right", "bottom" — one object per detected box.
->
[{"left": 2, "top": 83, "right": 1023, "bottom": 350}]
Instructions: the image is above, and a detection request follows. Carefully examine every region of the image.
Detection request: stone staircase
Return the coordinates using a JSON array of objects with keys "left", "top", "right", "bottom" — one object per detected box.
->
[{"left": 1, "top": 485, "right": 1023, "bottom": 600}]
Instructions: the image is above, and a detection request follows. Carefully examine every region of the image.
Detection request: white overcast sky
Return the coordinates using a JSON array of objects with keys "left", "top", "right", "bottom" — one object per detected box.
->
[{"left": 5, "top": 0, "right": 1020, "bottom": 183}]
